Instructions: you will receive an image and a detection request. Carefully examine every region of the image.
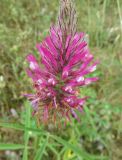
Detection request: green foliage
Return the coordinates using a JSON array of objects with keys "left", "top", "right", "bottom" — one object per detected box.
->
[
  {"left": 0, "top": 0, "right": 122, "bottom": 159},
  {"left": 0, "top": 144, "right": 25, "bottom": 150}
]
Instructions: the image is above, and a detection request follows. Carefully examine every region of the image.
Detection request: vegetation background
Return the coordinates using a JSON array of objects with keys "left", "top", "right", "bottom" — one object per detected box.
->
[{"left": 0, "top": 0, "right": 122, "bottom": 160}]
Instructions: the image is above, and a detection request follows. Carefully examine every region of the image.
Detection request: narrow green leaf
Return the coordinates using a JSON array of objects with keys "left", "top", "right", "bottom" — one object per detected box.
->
[
  {"left": 34, "top": 136, "right": 49, "bottom": 160},
  {"left": 0, "top": 143, "right": 25, "bottom": 150},
  {"left": 47, "top": 144, "right": 58, "bottom": 156},
  {"left": 0, "top": 122, "right": 24, "bottom": 131},
  {"left": 22, "top": 101, "right": 31, "bottom": 160},
  {"left": 0, "top": 122, "right": 47, "bottom": 136}
]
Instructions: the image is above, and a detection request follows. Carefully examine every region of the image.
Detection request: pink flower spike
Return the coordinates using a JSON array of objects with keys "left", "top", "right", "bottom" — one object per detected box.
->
[{"left": 24, "top": 0, "right": 99, "bottom": 125}]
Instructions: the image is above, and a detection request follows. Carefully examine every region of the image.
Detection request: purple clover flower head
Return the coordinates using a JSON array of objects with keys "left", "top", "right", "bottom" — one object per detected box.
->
[{"left": 24, "top": 0, "right": 99, "bottom": 124}]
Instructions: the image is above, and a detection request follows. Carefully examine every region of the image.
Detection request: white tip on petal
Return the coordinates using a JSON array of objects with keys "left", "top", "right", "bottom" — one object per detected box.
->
[
  {"left": 79, "top": 101, "right": 85, "bottom": 105},
  {"left": 62, "top": 70, "right": 69, "bottom": 79},
  {"left": 37, "top": 79, "right": 43, "bottom": 85},
  {"left": 65, "top": 86, "right": 72, "bottom": 92},
  {"left": 85, "top": 80, "right": 91, "bottom": 85},
  {"left": 48, "top": 78, "right": 56, "bottom": 85},
  {"left": 47, "top": 92, "right": 51, "bottom": 97},
  {"left": 66, "top": 98, "right": 71, "bottom": 102},
  {"left": 76, "top": 76, "right": 84, "bottom": 82},
  {"left": 30, "top": 62, "right": 37, "bottom": 70},
  {"left": 90, "top": 66, "right": 97, "bottom": 72}
]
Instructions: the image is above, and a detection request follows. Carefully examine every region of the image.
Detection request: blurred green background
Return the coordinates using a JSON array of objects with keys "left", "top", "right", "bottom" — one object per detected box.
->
[{"left": 0, "top": 0, "right": 122, "bottom": 160}]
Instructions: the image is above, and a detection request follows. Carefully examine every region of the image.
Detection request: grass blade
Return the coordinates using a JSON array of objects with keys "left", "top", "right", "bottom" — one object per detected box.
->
[
  {"left": 0, "top": 122, "right": 47, "bottom": 136},
  {"left": 34, "top": 136, "right": 49, "bottom": 160},
  {"left": 0, "top": 143, "right": 25, "bottom": 150},
  {"left": 22, "top": 101, "right": 31, "bottom": 160},
  {"left": 0, "top": 122, "right": 24, "bottom": 131}
]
